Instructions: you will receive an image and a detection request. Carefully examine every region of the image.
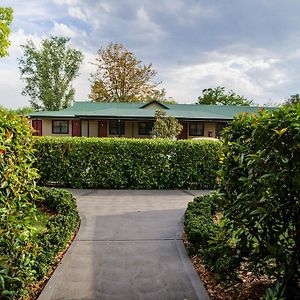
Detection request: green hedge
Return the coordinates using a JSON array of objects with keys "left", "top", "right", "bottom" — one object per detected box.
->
[
  {"left": 0, "top": 109, "right": 39, "bottom": 299},
  {"left": 185, "top": 104, "right": 300, "bottom": 298},
  {"left": 33, "top": 137, "right": 221, "bottom": 189},
  {"left": 33, "top": 187, "right": 80, "bottom": 280},
  {"left": 0, "top": 109, "right": 80, "bottom": 299},
  {"left": 0, "top": 187, "right": 80, "bottom": 299}
]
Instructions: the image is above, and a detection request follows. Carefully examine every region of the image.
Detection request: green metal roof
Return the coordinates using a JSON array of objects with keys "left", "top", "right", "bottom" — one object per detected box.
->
[{"left": 29, "top": 101, "right": 275, "bottom": 121}]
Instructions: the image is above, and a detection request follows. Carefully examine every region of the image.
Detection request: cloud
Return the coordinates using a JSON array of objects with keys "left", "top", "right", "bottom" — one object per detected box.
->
[
  {"left": 161, "top": 51, "right": 287, "bottom": 104},
  {"left": 133, "top": 7, "right": 166, "bottom": 43},
  {"left": 2, "top": 0, "right": 300, "bottom": 108},
  {"left": 51, "top": 22, "right": 80, "bottom": 38},
  {"left": 162, "top": 0, "right": 218, "bottom": 25},
  {"left": 68, "top": 6, "right": 87, "bottom": 21},
  {"left": 72, "top": 51, "right": 97, "bottom": 100},
  {"left": 53, "top": 0, "right": 80, "bottom": 6}
]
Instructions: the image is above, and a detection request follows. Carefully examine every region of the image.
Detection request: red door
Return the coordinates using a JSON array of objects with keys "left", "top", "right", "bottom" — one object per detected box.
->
[
  {"left": 178, "top": 122, "right": 187, "bottom": 139},
  {"left": 72, "top": 120, "right": 81, "bottom": 137},
  {"left": 32, "top": 120, "right": 42, "bottom": 136},
  {"left": 98, "top": 120, "right": 107, "bottom": 137}
]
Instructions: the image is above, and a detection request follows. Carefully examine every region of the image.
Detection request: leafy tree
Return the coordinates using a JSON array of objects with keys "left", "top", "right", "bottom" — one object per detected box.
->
[
  {"left": 19, "top": 36, "right": 83, "bottom": 111},
  {"left": 151, "top": 110, "right": 183, "bottom": 139},
  {"left": 90, "top": 43, "right": 164, "bottom": 103},
  {"left": 197, "top": 86, "right": 253, "bottom": 106},
  {"left": 284, "top": 94, "right": 300, "bottom": 106},
  {"left": 0, "top": 7, "right": 13, "bottom": 57},
  {"left": 0, "top": 105, "right": 34, "bottom": 115}
]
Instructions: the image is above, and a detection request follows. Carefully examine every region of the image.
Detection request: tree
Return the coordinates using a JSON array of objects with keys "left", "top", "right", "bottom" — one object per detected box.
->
[
  {"left": 151, "top": 110, "right": 183, "bottom": 139},
  {"left": 0, "top": 106, "right": 34, "bottom": 115},
  {"left": 90, "top": 43, "right": 163, "bottom": 103},
  {"left": 197, "top": 86, "right": 253, "bottom": 106},
  {"left": 0, "top": 7, "right": 13, "bottom": 57},
  {"left": 284, "top": 94, "right": 300, "bottom": 106},
  {"left": 19, "top": 36, "right": 83, "bottom": 111}
]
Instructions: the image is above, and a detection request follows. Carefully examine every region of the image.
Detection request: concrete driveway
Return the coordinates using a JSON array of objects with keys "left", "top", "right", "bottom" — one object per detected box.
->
[{"left": 38, "top": 190, "right": 210, "bottom": 300}]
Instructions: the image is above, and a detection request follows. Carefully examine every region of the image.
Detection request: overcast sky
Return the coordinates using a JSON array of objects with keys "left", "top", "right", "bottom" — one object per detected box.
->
[{"left": 1, "top": 0, "right": 300, "bottom": 108}]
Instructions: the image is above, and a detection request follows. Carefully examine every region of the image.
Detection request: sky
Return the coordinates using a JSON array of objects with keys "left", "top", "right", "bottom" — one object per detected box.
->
[{"left": 1, "top": 0, "right": 300, "bottom": 108}]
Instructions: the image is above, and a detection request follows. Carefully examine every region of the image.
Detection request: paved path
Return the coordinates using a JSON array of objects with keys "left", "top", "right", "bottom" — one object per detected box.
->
[{"left": 39, "top": 190, "right": 210, "bottom": 300}]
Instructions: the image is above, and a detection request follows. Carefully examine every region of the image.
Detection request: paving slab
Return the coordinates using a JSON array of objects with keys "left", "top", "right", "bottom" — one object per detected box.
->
[{"left": 38, "top": 190, "right": 211, "bottom": 300}]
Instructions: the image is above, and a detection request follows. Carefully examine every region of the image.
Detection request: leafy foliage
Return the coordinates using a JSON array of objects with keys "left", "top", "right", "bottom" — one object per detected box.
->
[
  {"left": 33, "top": 187, "right": 80, "bottom": 281},
  {"left": 0, "top": 109, "right": 79, "bottom": 299},
  {"left": 185, "top": 104, "right": 300, "bottom": 298},
  {"left": 34, "top": 137, "right": 221, "bottom": 189},
  {"left": 0, "top": 7, "right": 13, "bottom": 57},
  {"left": 90, "top": 43, "right": 164, "bottom": 103},
  {"left": 197, "top": 86, "right": 253, "bottom": 106},
  {"left": 219, "top": 104, "right": 300, "bottom": 297},
  {"left": 0, "top": 106, "right": 34, "bottom": 115},
  {"left": 185, "top": 193, "right": 242, "bottom": 280},
  {"left": 151, "top": 110, "right": 183, "bottom": 139},
  {"left": 0, "top": 108, "right": 39, "bottom": 298},
  {"left": 284, "top": 94, "right": 300, "bottom": 106},
  {"left": 18, "top": 36, "right": 84, "bottom": 111}
]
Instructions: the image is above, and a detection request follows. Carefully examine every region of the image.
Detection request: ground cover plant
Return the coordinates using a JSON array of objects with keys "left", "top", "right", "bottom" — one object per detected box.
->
[
  {"left": 34, "top": 137, "right": 221, "bottom": 189},
  {"left": 185, "top": 104, "right": 300, "bottom": 299},
  {"left": 0, "top": 109, "right": 80, "bottom": 299}
]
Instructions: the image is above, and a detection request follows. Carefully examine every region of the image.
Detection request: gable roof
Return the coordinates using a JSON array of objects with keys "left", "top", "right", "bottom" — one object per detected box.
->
[
  {"left": 139, "top": 100, "right": 169, "bottom": 109},
  {"left": 29, "top": 101, "right": 275, "bottom": 121}
]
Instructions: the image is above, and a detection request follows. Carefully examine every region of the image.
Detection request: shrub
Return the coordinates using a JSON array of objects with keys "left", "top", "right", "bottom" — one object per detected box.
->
[
  {"left": 0, "top": 108, "right": 39, "bottom": 298},
  {"left": 185, "top": 105, "right": 300, "bottom": 297},
  {"left": 185, "top": 193, "right": 242, "bottom": 279},
  {"left": 0, "top": 109, "right": 80, "bottom": 299},
  {"left": 218, "top": 104, "right": 300, "bottom": 297},
  {"left": 33, "top": 137, "right": 221, "bottom": 189},
  {"left": 33, "top": 187, "right": 80, "bottom": 279}
]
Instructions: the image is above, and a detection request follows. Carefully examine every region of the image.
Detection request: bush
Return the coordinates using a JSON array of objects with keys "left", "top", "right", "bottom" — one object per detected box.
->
[
  {"left": 33, "top": 137, "right": 221, "bottom": 189},
  {"left": 185, "top": 193, "right": 242, "bottom": 279},
  {"left": 218, "top": 104, "right": 300, "bottom": 297},
  {"left": 185, "top": 105, "right": 299, "bottom": 297},
  {"left": 0, "top": 109, "right": 39, "bottom": 298},
  {"left": 33, "top": 187, "right": 80, "bottom": 280},
  {"left": 0, "top": 109, "right": 80, "bottom": 299}
]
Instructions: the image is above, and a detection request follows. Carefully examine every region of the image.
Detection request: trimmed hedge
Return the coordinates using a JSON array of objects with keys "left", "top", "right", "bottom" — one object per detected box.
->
[
  {"left": 33, "top": 187, "right": 80, "bottom": 280},
  {"left": 33, "top": 137, "right": 221, "bottom": 189},
  {"left": 0, "top": 187, "right": 80, "bottom": 299}
]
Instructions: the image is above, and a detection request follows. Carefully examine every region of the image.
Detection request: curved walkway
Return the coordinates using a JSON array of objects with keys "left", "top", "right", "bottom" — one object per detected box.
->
[{"left": 39, "top": 190, "right": 210, "bottom": 300}]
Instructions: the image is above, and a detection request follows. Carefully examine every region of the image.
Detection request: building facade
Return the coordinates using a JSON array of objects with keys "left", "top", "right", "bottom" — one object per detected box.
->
[{"left": 29, "top": 100, "right": 267, "bottom": 139}]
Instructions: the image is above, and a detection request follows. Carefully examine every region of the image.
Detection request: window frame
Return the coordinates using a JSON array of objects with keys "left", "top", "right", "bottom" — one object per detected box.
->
[
  {"left": 109, "top": 120, "right": 125, "bottom": 136},
  {"left": 52, "top": 120, "right": 69, "bottom": 134},
  {"left": 138, "top": 121, "right": 154, "bottom": 136},
  {"left": 189, "top": 122, "right": 204, "bottom": 136}
]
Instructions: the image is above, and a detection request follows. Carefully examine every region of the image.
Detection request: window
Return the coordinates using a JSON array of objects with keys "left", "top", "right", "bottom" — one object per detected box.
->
[
  {"left": 109, "top": 120, "right": 125, "bottom": 135},
  {"left": 216, "top": 122, "right": 228, "bottom": 138},
  {"left": 189, "top": 122, "right": 204, "bottom": 136},
  {"left": 138, "top": 122, "right": 153, "bottom": 135},
  {"left": 52, "top": 120, "right": 69, "bottom": 134}
]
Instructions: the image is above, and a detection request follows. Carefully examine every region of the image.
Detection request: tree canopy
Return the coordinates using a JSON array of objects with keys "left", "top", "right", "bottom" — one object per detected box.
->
[
  {"left": 284, "top": 94, "right": 300, "bottom": 106},
  {"left": 90, "top": 43, "right": 164, "bottom": 103},
  {"left": 19, "top": 36, "right": 83, "bottom": 111},
  {"left": 197, "top": 86, "right": 253, "bottom": 106},
  {"left": 0, "top": 7, "right": 13, "bottom": 57},
  {"left": 151, "top": 110, "right": 183, "bottom": 139}
]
